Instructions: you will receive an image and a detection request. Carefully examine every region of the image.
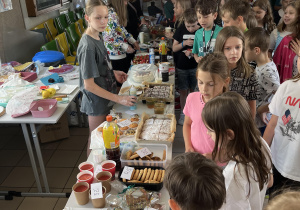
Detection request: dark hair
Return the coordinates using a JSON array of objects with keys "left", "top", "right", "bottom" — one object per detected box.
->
[
  {"left": 214, "top": 26, "right": 254, "bottom": 78},
  {"left": 183, "top": 8, "right": 198, "bottom": 23},
  {"left": 197, "top": 52, "right": 230, "bottom": 92},
  {"left": 195, "top": 0, "right": 218, "bottom": 16},
  {"left": 164, "top": 152, "right": 226, "bottom": 210},
  {"left": 253, "top": 0, "right": 276, "bottom": 34},
  {"left": 244, "top": 27, "right": 270, "bottom": 52},
  {"left": 202, "top": 92, "right": 271, "bottom": 196},
  {"left": 246, "top": 11, "right": 258, "bottom": 29},
  {"left": 221, "top": 0, "right": 251, "bottom": 22},
  {"left": 86, "top": 0, "right": 106, "bottom": 16}
]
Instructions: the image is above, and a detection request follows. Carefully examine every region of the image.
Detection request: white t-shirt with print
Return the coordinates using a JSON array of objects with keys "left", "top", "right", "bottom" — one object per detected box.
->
[
  {"left": 269, "top": 79, "right": 300, "bottom": 181},
  {"left": 220, "top": 139, "right": 271, "bottom": 210},
  {"left": 255, "top": 61, "right": 280, "bottom": 128}
]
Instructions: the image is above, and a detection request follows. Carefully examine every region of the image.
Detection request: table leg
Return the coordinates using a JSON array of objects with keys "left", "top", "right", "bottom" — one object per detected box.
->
[
  {"left": 29, "top": 123, "right": 50, "bottom": 193},
  {"left": 75, "top": 95, "right": 83, "bottom": 128},
  {"left": 21, "top": 124, "right": 43, "bottom": 193}
]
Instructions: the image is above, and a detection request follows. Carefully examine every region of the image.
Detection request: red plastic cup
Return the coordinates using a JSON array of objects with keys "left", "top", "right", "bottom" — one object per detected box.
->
[
  {"left": 101, "top": 160, "right": 116, "bottom": 179},
  {"left": 77, "top": 171, "right": 94, "bottom": 185},
  {"left": 78, "top": 161, "right": 94, "bottom": 173}
]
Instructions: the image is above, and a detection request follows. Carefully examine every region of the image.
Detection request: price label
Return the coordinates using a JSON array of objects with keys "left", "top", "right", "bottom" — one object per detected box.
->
[
  {"left": 136, "top": 147, "right": 152, "bottom": 158},
  {"left": 125, "top": 111, "right": 137, "bottom": 115},
  {"left": 91, "top": 182, "right": 103, "bottom": 199},
  {"left": 120, "top": 166, "right": 135, "bottom": 180},
  {"left": 117, "top": 119, "right": 131, "bottom": 128},
  {"left": 94, "top": 165, "right": 102, "bottom": 175}
]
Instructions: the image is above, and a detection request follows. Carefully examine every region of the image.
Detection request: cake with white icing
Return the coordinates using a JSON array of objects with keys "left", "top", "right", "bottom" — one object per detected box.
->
[{"left": 129, "top": 64, "right": 157, "bottom": 84}]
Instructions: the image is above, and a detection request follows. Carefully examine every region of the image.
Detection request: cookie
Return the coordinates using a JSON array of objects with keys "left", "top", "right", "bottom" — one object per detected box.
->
[
  {"left": 130, "top": 117, "right": 139, "bottom": 122},
  {"left": 141, "top": 168, "right": 147, "bottom": 182},
  {"left": 129, "top": 154, "right": 139, "bottom": 160},
  {"left": 126, "top": 150, "right": 133, "bottom": 160},
  {"left": 137, "top": 169, "right": 144, "bottom": 181},
  {"left": 153, "top": 169, "right": 159, "bottom": 181},
  {"left": 160, "top": 170, "right": 165, "bottom": 182},
  {"left": 129, "top": 123, "right": 138, "bottom": 128},
  {"left": 120, "top": 126, "right": 129, "bottom": 131},
  {"left": 132, "top": 169, "right": 139, "bottom": 180},
  {"left": 145, "top": 168, "right": 151, "bottom": 181},
  {"left": 149, "top": 169, "right": 155, "bottom": 180}
]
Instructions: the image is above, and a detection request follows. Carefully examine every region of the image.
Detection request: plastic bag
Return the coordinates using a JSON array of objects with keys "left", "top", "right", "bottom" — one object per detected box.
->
[{"left": 6, "top": 86, "right": 39, "bottom": 117}]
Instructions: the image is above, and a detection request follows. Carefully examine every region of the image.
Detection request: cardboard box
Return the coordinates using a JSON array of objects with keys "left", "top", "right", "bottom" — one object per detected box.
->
[{"left": 39, "top": 113, "right": 70, "bottom": 143}]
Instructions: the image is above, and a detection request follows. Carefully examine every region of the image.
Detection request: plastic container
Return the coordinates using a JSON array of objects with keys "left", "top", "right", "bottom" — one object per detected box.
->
[
  {"left": 30, "top": 99, "right": 57, "bottom": 118},
  {"left": 129, "top": 85, "right": 137, "bottom": 110},
  {"left": 118, "top": 166, "right": 164, "bottom": 191},
  {"left": 20, "top": 72, "right": 37, "bottom": 82},
  {"left": 120, "top": 142, "right": 167, "bottom": 168}
]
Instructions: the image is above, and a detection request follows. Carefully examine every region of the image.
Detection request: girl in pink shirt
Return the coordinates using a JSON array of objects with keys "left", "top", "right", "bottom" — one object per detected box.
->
[{"left": 183, "top": 52, "right": 230, "bottom": 159}]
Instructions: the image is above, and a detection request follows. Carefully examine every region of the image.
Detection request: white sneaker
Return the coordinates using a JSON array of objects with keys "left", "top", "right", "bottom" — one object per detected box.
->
[{"left": 178, "top": 114, "right": 185, "bottom": 125}]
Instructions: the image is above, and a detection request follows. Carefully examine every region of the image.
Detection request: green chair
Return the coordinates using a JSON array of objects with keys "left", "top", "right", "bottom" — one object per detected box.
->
[
  {"left": 77, "top": 19, "right": 85, "bottom": 34},
  {"left": 81, "top": 18, "right": 87, "bottom": 29},
  {"left": 44, "top": 19, "right": 58, "bottom": 40},
  {"left": 65, "top": 23, "right": 81, "bottom": 55},
  {"left": 54, "top": 14, "right": 69, "bottom": 34},
  {"left": 75, "top": 8, "right": 85, "bottom": 19},
  {"left": 66, "top": 11, "right": 77, "bottom": 25},
  {"left": 40, "top": 40, "right": 60, "bottom": 51}
]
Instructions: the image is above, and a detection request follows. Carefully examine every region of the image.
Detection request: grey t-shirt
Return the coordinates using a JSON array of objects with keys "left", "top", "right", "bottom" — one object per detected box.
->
[{"left": 77, "top": 34, "right": 117, "bottom": 116}]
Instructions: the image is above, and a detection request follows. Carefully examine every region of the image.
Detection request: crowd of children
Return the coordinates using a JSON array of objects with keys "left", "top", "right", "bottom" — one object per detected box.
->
[
  {"left": 78, "top": 0, "right": 300, "bottom": 208},
  {"left": 163, "top": 0, "right": 300, "bottom": 209}
]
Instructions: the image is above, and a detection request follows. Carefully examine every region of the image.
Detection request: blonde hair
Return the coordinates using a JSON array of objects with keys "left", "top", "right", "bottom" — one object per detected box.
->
[
  {"left": 214, "top": 26, "right": 253, "bottom": 78},
  {"left": 109, "top": 0, "right": 128, "bottom": 26},
  {"left": 266, "top": 191, "right": 300, "bottom": 210},
  {"left": 86, "top": 0, "right": 106, "bottom": 16},
  {"left": 175, "top": 0, "right": 192, "bottom": 27}
]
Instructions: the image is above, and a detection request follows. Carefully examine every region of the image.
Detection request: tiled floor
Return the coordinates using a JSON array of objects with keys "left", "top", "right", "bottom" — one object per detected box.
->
[{"left": 0, "top": 112, "right": 185, "bottom": 210}]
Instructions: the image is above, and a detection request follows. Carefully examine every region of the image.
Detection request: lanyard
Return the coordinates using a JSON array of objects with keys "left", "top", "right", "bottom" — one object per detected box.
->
[{"left": 202, "top": 24, "right": 216, "bottom": 53}]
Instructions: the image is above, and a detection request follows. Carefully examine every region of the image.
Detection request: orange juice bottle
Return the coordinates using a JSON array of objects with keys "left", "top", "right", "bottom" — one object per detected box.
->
[{"left": 102, "top": 115, "right": 121, "bottom": 170}]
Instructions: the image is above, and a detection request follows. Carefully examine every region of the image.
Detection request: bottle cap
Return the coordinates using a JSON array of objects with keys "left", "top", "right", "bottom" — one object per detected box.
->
[
  {"left": 161, "top": 37, "right": 165, "bottom": 40},
  {"left": 106, "top": 115, "right": 113, "bottom": 122}
]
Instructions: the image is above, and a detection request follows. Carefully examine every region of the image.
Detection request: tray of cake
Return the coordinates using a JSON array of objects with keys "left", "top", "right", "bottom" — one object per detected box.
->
[
  {"left": 135, "top": 113, "right": 176, "bottom": 142},
  {"left": 140, "top": 82, "right": 174, "bottom": 103}
]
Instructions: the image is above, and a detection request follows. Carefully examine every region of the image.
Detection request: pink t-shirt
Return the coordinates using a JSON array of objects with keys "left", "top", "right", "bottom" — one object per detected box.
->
[{"left": 183, "top": 92, "right": 215, "bottom": 154}]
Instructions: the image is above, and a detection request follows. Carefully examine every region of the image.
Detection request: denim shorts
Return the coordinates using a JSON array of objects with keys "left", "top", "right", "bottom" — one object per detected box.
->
[{"left": 177, "top": 68, "right": 197, "bottom": 90}]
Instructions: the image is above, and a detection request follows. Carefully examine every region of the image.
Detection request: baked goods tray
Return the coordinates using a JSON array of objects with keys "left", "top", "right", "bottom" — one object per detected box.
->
[
  {"left": 135, "top": 113, "right": 176, "bottom": 143},
  {"left": 139, "top": 82, "right": 174, "bottom": 103},
  {"left": 118, "top": 166, "right": 164, "bottom": 191}
]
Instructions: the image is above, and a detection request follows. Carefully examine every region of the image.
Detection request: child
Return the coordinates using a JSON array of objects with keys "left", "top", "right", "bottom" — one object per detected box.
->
[
  {"left": 164, "top": 152, "right": 226, "bottom": 210},
  {"left": 173, "top": 8, "right": 200, "bottom": 125},
  {"left": 253, "top": 0, "right": 276, "bottom": 34},
  {"left": 165, "top": 0, "right": 191, "bottom": 39},
  {"left": 77, "top": 0, "right": 136, "bottom": 156},
  {"left": 202, "top": 91, "right": 273, "bottom": 210},
  {"left": 102, "top": 0, "right": 139, "bottom": 80},
  {"left": 183, "top": 53, "right": 230, "bottom": 159},
  {"left": 214, "top": 26, "right": 259, "bottom": 118},
  {"left": 164, "top": 0, "right": 174, "bottom": 27},
  {"left": 276, "top": 0, "right": 295, "bottom": 25},
  {"left": 220, "top": 0, "right": 251, "bottom": 32},
  {"left": 269, "top": 1, "right": 298, "bottom": 56},
  {"left": 244, "top": 27, "right": 280, "bottom": 135},
  {"left": 246, "top": 11, "right": 258, "bottom": 29},
  {"left": 272, "top": 2, "right": 300, "bottom": 83},
  {"left": 266, "top": 191, "right": 300, "bottom": 209},
  {"left": 192, "top": 0, "right": 223, "bottom": 63},
  {"left": 263, "top": 55, "right": 300, "bottom": 197}
]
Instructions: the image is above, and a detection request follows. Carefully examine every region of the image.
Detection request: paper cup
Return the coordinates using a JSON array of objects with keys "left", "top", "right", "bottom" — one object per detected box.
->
[
  {"left": 77, "top": 171, "right": 94, "bottom": 185},
  {"left": 96, "top": 171, "right": 112, "bottom": 193},
  {"left": 72, "top": 182, "right": 89, "bottom": 205},
  {"left": 139, "top": 32, "right": 144, "bottom": 44},
  {"left": 101, "top": 160, "right": 116, "bottom": 179},
  {"left": 90, "top": 186, "right": 106, "bottom": 208},
  {"left": 78, "top": 161, "right": 94, "bottom": 173}
]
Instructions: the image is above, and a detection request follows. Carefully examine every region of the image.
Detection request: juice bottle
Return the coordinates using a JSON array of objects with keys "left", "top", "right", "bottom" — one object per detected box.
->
[
  {"left": 129, "top": 85, "right": 137, "bottom": 110},
  {"left": 159, "top": 37, "right": 167, "bottom": 62},
  {"left": 102, "top": 115, "right": 121, "bottom": 170}
]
